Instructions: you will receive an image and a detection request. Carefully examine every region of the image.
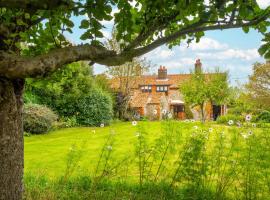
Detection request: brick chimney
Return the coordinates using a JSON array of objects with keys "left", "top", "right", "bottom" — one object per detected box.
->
[
  {"left": 158, "top": 66, "right": 167, "bottom": 79},
  {"left": 195, "top": 59, "right": 202, "bottom": 73}
]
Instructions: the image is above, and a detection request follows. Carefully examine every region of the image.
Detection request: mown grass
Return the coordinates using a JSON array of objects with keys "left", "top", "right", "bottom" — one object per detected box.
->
[
  {"left": 24, "top": 122, "right": 162, "bottom": 177},
  {"left": 24, "top": 121, "right": 270, "bottom": 200}
]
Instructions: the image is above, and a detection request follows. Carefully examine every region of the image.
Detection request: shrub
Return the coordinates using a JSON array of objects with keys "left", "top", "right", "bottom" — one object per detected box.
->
[
  {"left": 23, "top": 104, "right": 58, "bottom": 134},
  {"left": 76, "top": 90, "right": 113, "bottom": 126},
  {"left": 216, "top": 114, "right": 244, "bottom": 124},
  {"left": 55, "top": 116, "right": 78, "bottom": 128},
  {"left": 255, "top": 111, "right": 270, "bottom": 123},
  {"left": 184, "top": 104, "right": 193, "bottom": 119}
]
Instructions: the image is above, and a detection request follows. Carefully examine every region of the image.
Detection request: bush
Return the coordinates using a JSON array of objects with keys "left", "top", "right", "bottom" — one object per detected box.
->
[
  {"left": 256, "top": 111, "right": 270, "bottom": 123},
  {"left": 23, "top": 104, "right": 58, "bottom": 134},
  {"left": 76, "top": 90, "right": 113, "bottom": 126},
  {"left": 55, "top": 116, "right": 78, "bottom": 128},
  {"left": 216, "top": 114, "right": 244, "bottom": 124}
]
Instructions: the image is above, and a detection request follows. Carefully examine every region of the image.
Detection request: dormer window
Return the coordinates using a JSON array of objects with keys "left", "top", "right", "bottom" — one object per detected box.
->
[
  {"left": 141, "top": 85, "right": 152, "bottom": 92},
  {"left": 157, "top": 85, "right": 168, "bottom": 92}
]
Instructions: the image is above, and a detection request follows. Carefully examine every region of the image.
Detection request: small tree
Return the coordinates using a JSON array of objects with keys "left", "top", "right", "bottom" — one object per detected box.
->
[
  {"left": 245, "top": 62, "right": 270, "bottom": 110},
  {"left": 106, "top": 31, "right": 150, "bottom": 119},
  {"left": 180, "top": 70, "right": 229, "bottom": 122}
]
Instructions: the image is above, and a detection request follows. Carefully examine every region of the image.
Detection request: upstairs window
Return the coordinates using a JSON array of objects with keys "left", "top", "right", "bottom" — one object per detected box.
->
[
  {"left": 141, "top": 85, "right": 152, "bottom": 92},
  {"left": 157, "top": 85, "right": 168, "bottom": 92}
]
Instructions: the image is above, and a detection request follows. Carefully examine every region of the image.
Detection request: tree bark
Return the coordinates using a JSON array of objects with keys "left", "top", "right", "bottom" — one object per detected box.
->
[
  {"left": 0, "top": 78, "right": 24, "bottom": 200},
  {"left": 200, "top": 103, "right": 205, "bottom": 123}
]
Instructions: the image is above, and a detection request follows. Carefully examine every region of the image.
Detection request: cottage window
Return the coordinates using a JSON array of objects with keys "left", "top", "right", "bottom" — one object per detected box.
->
[
  {"left": 141, "top": 85, "right": 152, "bottom": 92},
  {"left": 157, "top": 85, "right": 168, "bottom": 92}
]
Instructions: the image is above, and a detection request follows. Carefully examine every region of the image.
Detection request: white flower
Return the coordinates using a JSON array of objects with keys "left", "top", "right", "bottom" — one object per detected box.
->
[
  {"left": 248, "top": 130, "right": 253, "bottom": 136},
  {"left": 162, "top": 109, "right": 167, "bottom": 115},
  {"left": 107, "top": 145, "right": 112, "bottom": 151},
  {"left": 209, "top": 128, "right": 213, "bottom": 132},
  {"left": 132, "top": 121, "right": 137, "bottom": 126},
  {"left": 184, "top": 119, "right": 189, "bottom": 122},
  {"left": 135, "top": 132, "right": 141, "bottom": 137},
  {"left": 252, "top": 123, "right": 256, "bottom": 128},
  {"left": 245, "top": 114, "right": 252, "bottom": 122},
  {"left": 236, "top": 121, "right": 241, "bottom": 127},
  {"left": 228, "top": 120, "right": 234, "bottom": 126},
  {"left": 191, "top": 119, "right": 195, "bottom": 122},
  {"left": 100, "top": 123, "right": 104, "bottom": 128},
  {"left": 168, "top": 113, "right": 172, "bottom": 119},
  {"left": 153, "top": 109, "right": 158, "bottom": 115},
  {"left": 242, "top": 134, "right": 248, "bottom": 139},
  {"left": 193, "top": 126, "right": 198, "bottom": 130}
]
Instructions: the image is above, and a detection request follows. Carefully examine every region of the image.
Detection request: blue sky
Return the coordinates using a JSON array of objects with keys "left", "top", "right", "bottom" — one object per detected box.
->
[{"left": 66, "top": 0, "right": 270, "bottom": 86}]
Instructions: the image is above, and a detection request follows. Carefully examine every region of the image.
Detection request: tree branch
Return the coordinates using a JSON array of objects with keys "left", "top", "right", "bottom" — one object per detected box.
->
[
  {"left": 0, "top": 44, "right": 116, "bottom": 78},
  {"left": 0, "top": 0, "right": 74, "bottom": 11},
  {"left": 0, "top": 9, "right": 269, "bottom": 79},
  {"left": 127, "top": 12, "right": 270, "bottom": 59}
]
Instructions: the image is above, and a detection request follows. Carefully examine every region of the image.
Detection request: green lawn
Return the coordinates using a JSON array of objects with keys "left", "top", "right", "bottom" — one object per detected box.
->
[
  {"left": 24, "top": 121, "right": 270, "bottom": 200},
  {"left": 24, "top": 121, "right": 162, "bottom": 177}
]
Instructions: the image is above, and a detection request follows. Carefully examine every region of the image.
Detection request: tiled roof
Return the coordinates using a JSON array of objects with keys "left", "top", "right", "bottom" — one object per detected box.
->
[{"left": 110, "top": 74, "right": 192, "bottom": 90}]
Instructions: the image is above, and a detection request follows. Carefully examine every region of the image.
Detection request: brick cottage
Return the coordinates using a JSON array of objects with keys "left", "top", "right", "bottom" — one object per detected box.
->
[{"left": 110, "top": 59, "right": 227, "bottom": 120}]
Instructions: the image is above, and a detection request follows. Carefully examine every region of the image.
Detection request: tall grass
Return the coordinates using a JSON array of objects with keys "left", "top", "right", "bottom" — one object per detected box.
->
[{"left": 24, "top": 121, "right": 270, "bottom": 200}]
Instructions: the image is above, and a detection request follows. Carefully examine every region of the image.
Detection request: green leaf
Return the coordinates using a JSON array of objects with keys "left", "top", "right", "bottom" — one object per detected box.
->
[
  {"left": 25, "top": 13, "right": 30, "bottom": 19},
  {"left": 242, "top": 26, "right": 249, "bottom": 33},
  {"left": 79, "top": 19, "right": 90, "bottom": 29},
  {"left": 80, "top": 31, "right": 93, "bottom": 40},
  {"left": 63, "top": 18, "right": 74, "bottom": 28},
  {"left": 17, "top": 19, "right": 26, "bottom": 26}
]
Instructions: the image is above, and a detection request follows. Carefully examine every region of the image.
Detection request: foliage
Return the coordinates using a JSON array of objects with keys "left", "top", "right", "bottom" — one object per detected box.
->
[
  {"left": 255, "top": 110, "right": 270, "bottom": 123},
  {"left": 76, "top": 90, "right": 113, "bottom": 126},
  {"left": 23, "top": 103, "right": 58, "bottom": 134},
  {"left": 25, "top": 62, "right": 113, "bottom": 126},
  {"left": 259, "top": 33, "right": 270, "bottom": 59},
  {"left": 2, "top": 0, "right": 269, "bottom": 57},
  {"left": 184, "top": 104, "right": 195, "bottom": 119},
  {"left": 180, "top": 70, "right": 229, "bottom": 122},
  {"left": 245, "top": 62, "right": 270, "bottom": 109},
  {"left": 216, "top": 114, "right": 244, "bottom": 124},
  {"left": 25, "top": 61, "right": 94, "bottom": 117}
]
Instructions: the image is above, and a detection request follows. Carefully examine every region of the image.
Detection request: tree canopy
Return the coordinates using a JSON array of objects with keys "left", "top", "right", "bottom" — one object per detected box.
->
[
  {"left": 1, "top": 0, "right": 270, "bottom": 79},
  {"left": 245, "top": 62, "right": 270, "bottom": 109},
  {"left": 180, "top": 70, "right": 229, "bottom": 122}
]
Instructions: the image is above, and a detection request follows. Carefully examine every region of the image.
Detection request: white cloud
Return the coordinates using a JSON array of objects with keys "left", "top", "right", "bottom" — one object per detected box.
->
[
  {"left": 197, "top": 48, "right": 260, "bottom": 61},
  {"left": 146, "top": 47, "right": 175, "bottom": 60},
  {"left": 160, "top": 49, "right": 174, "bottom": 58},
  {"left": 257, "top": 0, "right": 270, "bottom": 8},
  {"left": 189, "top": 37, "right": 228, "bottom": 51},
  {"left": 156, "top": 58, "right": 196, "bottom": 71}
]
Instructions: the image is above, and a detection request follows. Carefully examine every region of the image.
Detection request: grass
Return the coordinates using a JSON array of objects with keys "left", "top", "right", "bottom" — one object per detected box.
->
[
  {"left": 24, "top": 121, "right": 270, "bottom": 200},
  {"left": 24, "top": 121, "right": 161, "bottom": 177}
]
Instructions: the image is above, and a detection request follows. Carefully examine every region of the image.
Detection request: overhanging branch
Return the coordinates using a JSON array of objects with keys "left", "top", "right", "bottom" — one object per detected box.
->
[
  {"left": 0, "top": 9, "right": 269, "bottom": 79},
  {"left": 0, "top": 44, "right": 116, "bottom": 78},
  {"left": 0, "top": 0, "right": 74, "bottom": 11}
]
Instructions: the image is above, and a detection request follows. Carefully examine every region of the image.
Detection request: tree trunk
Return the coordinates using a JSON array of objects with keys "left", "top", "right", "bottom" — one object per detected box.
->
[
  {"left": 0, "top": 78, "right": 24, "bottom": 200},
  {"left": 200, "top": 103, "right": 205, "bottom": 123}
]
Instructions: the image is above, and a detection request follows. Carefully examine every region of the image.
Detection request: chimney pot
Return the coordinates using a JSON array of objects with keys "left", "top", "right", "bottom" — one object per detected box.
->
[
  {"left": 195, "top": 59, "right": 202, "bottom": 73},
  {"left": 158, "top": 66, "right": 167, "bottom": 79}
]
